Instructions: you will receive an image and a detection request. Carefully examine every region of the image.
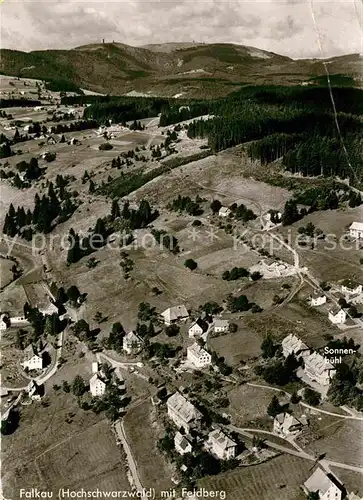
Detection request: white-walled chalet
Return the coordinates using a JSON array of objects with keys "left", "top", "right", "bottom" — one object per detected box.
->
[
  {"left": 303, "top": 468, "right": 345, "bottom": 500},
  {"left": 123, "top": 331, "right": 142, "bottom": 354},
  {"left": 187, "top": 343, "right": 212, "bottom": 369},
  {"left": 89, "top": 373, "right": 106, "bottom": 397},
  {"left": 282, "top": 334, "right": 310, "bottom": 359},
  {"left": 188, "top": 318, "right": 208, "bottom": 338},
  {"left": 166, "top": 392, "right": 202, "bottom": 434},
  {"left": 310, "top": 291, "right": 327, "bottom": 307},
  {"left": 341, "top": 279, "right": 362, "bottom": 296},
  {"left": 174, "top": 432, "right": 192, "bottom": 455},
  {"left": 206, "top": 429, "right": 237, "bottom": 460},
  {"left": 273, "top": 413, "right": 304, "bottom": 437},
  {"left": 161, "top": 305, "right": 189, "bottom": 325},
  {"left": 304, "top": 352, "right": 336, "bottom": 386},
  {"left": 213, "top": 319, "right": 229, "bottom": 333},
  {"left": 328, "top": 307, "right": 346, "bottom": 325},
  {"left": 349, "top": 222, "right": 363, "bottom": 239},
  {"left": 21, "top": 345, "right": 43, "bottom": 371}
]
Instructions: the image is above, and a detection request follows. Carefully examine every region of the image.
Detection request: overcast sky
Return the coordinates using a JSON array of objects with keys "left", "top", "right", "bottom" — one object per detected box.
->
[{"left": 1, "top": 0, "right": 362, "bottom": 58}]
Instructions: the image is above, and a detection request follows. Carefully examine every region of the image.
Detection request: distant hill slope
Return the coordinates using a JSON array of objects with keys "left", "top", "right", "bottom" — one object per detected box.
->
[{"left": 0, "top": 42, "right": 361, "bottom": 98}]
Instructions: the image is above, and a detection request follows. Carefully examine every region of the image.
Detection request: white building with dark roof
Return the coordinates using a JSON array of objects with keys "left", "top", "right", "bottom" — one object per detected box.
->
[
  {"left": 21, "top": 345, "right": 43, "bottom": 371},
  {"left": 89, "top": 373, "right": 106, "bottom": 397},
  {"left": 310, "top": 291, "right": 327, "bottom": 307},
  {"left": 123, "top": 331, "right": 142, "bottom": 354},
  {"left": 188, "top": 318, "right": 208, "bottom": 338},
  {"left": 349, "top": 222, "right": 363, "bottom": 239},
  {"left": 174, "top": 432, "right": 192, "bottom": 455},
  {"left": 206, "top": 429, "right": 237, "bottom": 460},
  {"left": 161, "top": 305, "right": 189, "bottom": 325},
  {"left": 213, "top": 319, "right": 229, "bottom": 333},
  {"left": 341, "top": 279, "right": 362, "bottom": 296},
  {"left": 304, "top": 352, "right": 336, "bottom": 386},
  {"left": 187, "top": 343, "right": 212, "bottom": 369},
  {"left": 328, "top": 307, "right": 346, "bottom": 325},
  {"left": 303, "top": 468, "right": 345, "bottom": 500},
  {"left": 281, "top": 334, "right": 310, "bottom": 359},
  {"left": 166, "top": 392, "right": 202, "bottom": 434}
]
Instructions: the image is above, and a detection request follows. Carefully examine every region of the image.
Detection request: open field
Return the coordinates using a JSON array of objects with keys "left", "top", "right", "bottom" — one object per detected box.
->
[
  {"left": 123, "top": 400, "right": 174, "bottom": 496},
  {"left": 0, "top": 257, "right": 14, "bottom": 288},
  {"left": 209, "top": 324, "right": 262, "bottom": 365},
  {"left": 2, "top": 392, "right": 130, "bottom": 499},
  {"left": 198, "top": 454, "right": 311, "bottom": 500}
]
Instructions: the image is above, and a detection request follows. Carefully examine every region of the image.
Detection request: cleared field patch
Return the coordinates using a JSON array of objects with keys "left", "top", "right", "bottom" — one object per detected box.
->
[
  {"left": 0, "top": 257, "right": 14, "bottom": 288},
  {"left": 123, "top": 400, "right": 174, "bottom": 496},
  {"left": 198, "top": 454, "right": 310, "bottom": 500},
  {"left": 209, "top": 324, "right": 261, "bottom": 365},
  {"left": 227, "top": 384, "right": 276, "bottom": 425}
]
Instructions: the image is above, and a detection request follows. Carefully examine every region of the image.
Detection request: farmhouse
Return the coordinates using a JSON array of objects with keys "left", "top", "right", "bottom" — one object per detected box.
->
[
  {"left": 123, "top": 331, "right": 142, "bottom": 354},
  {"left": 161, "top": 305, "right": 189, "bottom": 325},
  {"left": 89, "top": 373, "right": 106, "bottom": 397},
  {"left": 166, "top": 392, "right": 202, "bottom": 434},
  {"left": 304, "top": 352, "right": 336, "bottom": 386},
  {"left": 218, "top": 207, "right": 231, "bottom": 217},
  {"left": 273, "top": 413, "right": 304, "bottom": 437},
  {"left": 0, "top": 314, "right": 10, "bottom": 331},
  {"left": 206, "top": 429, "right": 237, "bottom": 460},
  {"left": 310, "top": 291, "right": 327, "bottom": 307},
  {"left": 187, "top": 343, "right": 212, "bottom": 369},
  {"left": 188, "top": 318, "right": 208, "bottom": 338},
  {"left": 174, "top": 432, "right": 192, "bottom": 455},
  {"left": 20, "top": 344, "right": 43, "bottom": 371},
  {"left": 213, "top": 319, "right": 229, "bottom": 333},
  {"left": 303, "top": 467, "right": 346, "bottom": 500},
  {"left": 349, "top": 222, "right": 363, "bottom": 239},
  {"left": 341, "top": 279, "right": 362, "bottom": 296},
  {"left": 328, "top": 306, "right": 346, "bottom": 325},
  {"left": 27, "top": 381, "right": 44, "bottom": 400},
  {"left": 281, "top": 334, "right": 310, "bottom": 359}
]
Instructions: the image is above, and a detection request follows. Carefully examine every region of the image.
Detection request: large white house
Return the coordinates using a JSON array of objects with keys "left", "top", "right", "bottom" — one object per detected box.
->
[
  {"left": 310, "top": 291, "right": 327, "bottom": 307},
  {"left": 21, "top": 345, "right": 43, "bottom": 371},
  {"left": 349, "top": 222, "right": 363, "bottom": 239},
  {"left": 123, "top": 331, "right": 143, "bottom": 354},
  {"left": 188, "top": 318, "right": 208, "bottom": 338},
  {"left": 281, "top": 334, "right": 310, "bottom": 359},
  {"left": 174, "top": 432, "right": 192, "bottom": 455},
  {"left": 328, "top": 306, "right": 346, "bottom": 325},
  {"left": 161, "top": 305, "right": 189, "bottom": 325},
  {"left": 304, "top": 352, "right": 336, "bottom": 386},
  {"left": 218, "top": 207, "right": 231, "bottom": 217},
  {"left": 187, "top": 343, "right": 212, "bottom": 369},
  {"left": 206, "top": 429, "right": 237, "bottom": 460},
  {"left": 303, "top": 468, "right": 345, "bottom": 500},
  {"left": 166, "top": 392, "right": 202, "bottom": 434},
  {"left": 341, "top": 279, "right": 362, "bottom": 296},
  {"left": 273, "top": 413, "right": 304, "bottom": 438},
  {"left": 213, "top": 319, "right": 230, "bottom": 333},
  {"left": 89, "top": 373, "right": 106, "bottom": 397}
]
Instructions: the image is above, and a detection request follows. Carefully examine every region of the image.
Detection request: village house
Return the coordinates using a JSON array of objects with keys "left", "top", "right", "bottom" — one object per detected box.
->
[
  {"left": 310, "top": 291, "right": 327, "bottom": 307},
  {"left": 27, "top": 381, "right": 44, "bottom": 400},
  {"left": 213, "top": 319, "right": 230, "bottom": 334},
  {"left": 304, "top": 352, "right": 336, "bottom": 386},
  {"left": 89, "top": 373, "right": 107, "bottom": 397},
  {"left": 328, "top": 306, "right": 347, "bottom": 325},
  {"left": 0, "top": 314, "right": 10, "bottom": 331},
  {"left": 123, "top": 331, "right": 143, "bottom": 354},
  {"left": 273, "top": 413, "right": 305, "bottom": 437},
  {"left": 349, "top": 222, "right": 363, "bottom": 239},
  {"left": 166, "top": 392, "right": 202, "bottom": 434},
  {"left": 341, "top": 279, "right": 362, "bottom": 296},
  {"left": 174, "top": 431, "right": 193, "bottom": 455},
  {"left": 21, "top": 344, "right": 43, "bottom": 371},
  {"left": 188, "top": 318, "right": 209, "bottom": 338},
  {"left": 282, "top": 334, "right": 310, "bottom": 359},
  {"left": 218, "top": 207, "right": 231, "bottom": 217},
  {"left": 187, "top": 343, "right": 212, "bottom": 369},
  {"left": 161, "top": 305, "right": 189, "bottom": 325},
  {"left": 303, "top": 467, "right": 346, "bottom": 500},
  {"left": 206, "top": 429, "right": 237, "bottom": 460}
]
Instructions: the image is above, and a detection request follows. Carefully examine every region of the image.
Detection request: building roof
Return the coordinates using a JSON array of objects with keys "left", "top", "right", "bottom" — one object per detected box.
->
[
  {"left": 22, "top": 344, "right": 41, "bottom": 362},
  {"left": 305, "top": 352, "right": 335, "bottom": 373},
  {"left": 219, "top": 207, "right": 230, "bottom": 215},
  {"left": 167, "top": 392, "right": 202, "bottom": 423},
  {"left": 189, "top": 318, "right": 208, "bottom": 332},
  {"left": 187, "top": 342, "right": 211, "bottom": 360},
  {"left": 275, "top": 412, "right": 302, "bottom": 429},
  {"left": 89, "top": 373, "right": 106, "bottom": 387},
  {"left": 213, "top": 319, "right": 229, "bottom": 328},
  {"left": 342, "top": 278, "right": 361, "bottom": 289},
  {"left": 282, "top": 334, "right": 309, "bottom": 353},
  {"left": 350, "top": 222, "right": 363, "bottom": 231},
  {"left": 175, "top": 431, "right": 191, "bottom": 450},
  {"left": 161, "top": 305, "right": 189, "bottom": 323},
  {"left": 329, "top": 306, "right": 345, "bottom": 316},
  {"left": 312, "top": 290, "right": 325, "bottom": 298},
  {"left": 123, "top": 331, "right": 142, "bottom": 344},
  {"left": 208, "top": 429, "right": 237, "bottom": 450},
  {"left": 304, "top": 468, "right": 344, "bottom": 496}
]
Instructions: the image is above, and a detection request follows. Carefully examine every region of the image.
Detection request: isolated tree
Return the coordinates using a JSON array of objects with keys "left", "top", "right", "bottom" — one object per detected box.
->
[
  {"left": 261, "top": 335, "right": 276, "bottom": 358},
  {"left": 210, "top": 199, "right": 222, "bottom": 214},
  {"left": 72, "top": 375, "right": 86, "bottom": 397},
  {"left": 304, "top": 388, "right": 321, "bottom": 406},
  {"left": 184, "top": 259, "right": 198, "bottom": 271},
  {"left": 111, "top": 199, "right": 120, "bottom": 220},
  {"left": 267, "top": 395, "right": 281, "bottom": 417}
]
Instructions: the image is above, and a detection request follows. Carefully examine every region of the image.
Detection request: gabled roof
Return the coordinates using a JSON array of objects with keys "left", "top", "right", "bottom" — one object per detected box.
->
[
  {"left": 312, "top": 290, "right": 325, "bottom": 298},
  {"left": 350, "top": 222, "right": 363, "bottom": 231},
  {"left": 187, "top": 342, "right": 211, "bottom": 360},
  {"left": 304, "top": 467, "right": 345, "bottom": 496},
  {"left": 23, "top": 344, "right": 41, "bottom": 362},
  {"left": 213, "top": 319, "right": 229, "bottom": 328},
  {"left": 189, "top": 318, "right": 208, "bottom": 332},
  {"left": 89, "top": 373, "right": 106, "bottom": 387},
  {"left": 305, "top": 352, "right": 334, "bottom": 373},
  {"left": 342, "top": 278, "right": 361, "bottom": 289},
  {"left": 274, "top": 412, "right": 302, "bottom": 429},
  {"left": 329, "top": 306, "right": 345, "bottom": 316},
  {"left": 208, "top": 429, "right": 237, "bottom": 450},
  {"left": 282, "top": 334, "right": 309, "bottom": 353},
  {"left": 175, "top": 431, "right": 192, "bottom": 450},
  {"left": 161, "top": 305, "right": 189, "bottom": 323},
  {"left": 123, "top": 331, "right": 142, "bottom": 344},
  {"left": 167, "top": 392, "right": 202, "bottom": 423}
]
